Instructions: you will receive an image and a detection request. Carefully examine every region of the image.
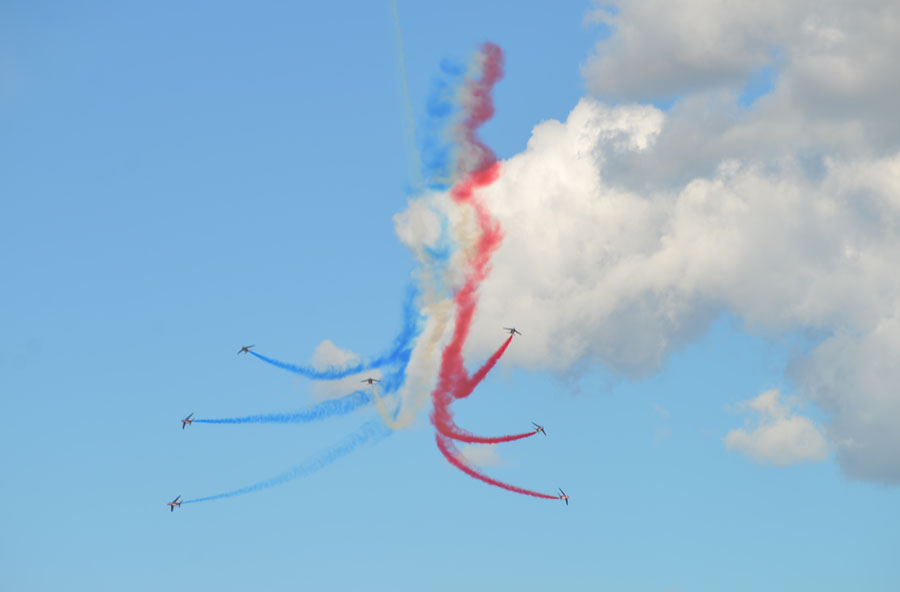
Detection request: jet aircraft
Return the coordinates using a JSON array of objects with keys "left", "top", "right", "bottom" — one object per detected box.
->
[
  {"left": 503, "top": 327, "right": 523, "bottom": 336},
  {"left": 167, "top": 495, "right": 182, "bottom": 512},
  {"left": 558, "top": 488, "right": 569, "bottom": 506},
  {"left": 181, "top": 413, "right": 194, "bottom": 430},
  {"left": 531, "top": 422, "right": 546, "bottom": 436},
  {"left": 360, "top": 377, "right": 380, "bottom": 385},
  {"left": 237, "top": 345, "right": 255, "bottom": 354}
]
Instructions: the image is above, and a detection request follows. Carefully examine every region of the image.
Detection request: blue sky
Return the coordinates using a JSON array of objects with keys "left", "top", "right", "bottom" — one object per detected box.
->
[{"left": 2, "top": 1, "right": 899, "bottom": 591}]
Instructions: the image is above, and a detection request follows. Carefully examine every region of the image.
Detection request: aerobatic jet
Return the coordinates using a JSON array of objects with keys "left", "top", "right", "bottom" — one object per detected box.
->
[
  {"left": 237, "top": 345, "right": 255, "bottom": 354},
  {"left": 531, "top": 422, "right": 547, "bottom": 436},
  {"left": 360, "top": 377, "right": 380, "bottom": 385},
  {"left": 503, "top": 327, "right": 523, "bottom": 336},
  {"left": 181, "top": 413, "right": 194, "bottom": 430},
  {"left": 558, "top": 488, "right": 569, "bottom": 506},
  {"left": 167, "top": 495, "right": 182, "bottom": 512}
]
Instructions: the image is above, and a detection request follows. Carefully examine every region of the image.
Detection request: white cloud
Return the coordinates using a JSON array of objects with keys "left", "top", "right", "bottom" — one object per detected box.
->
[
  {"left": 791, "top": 313, "right": 900, "bottom": 482},
  {"left": 308, "top": 340, "right": 380, "bottom": 400},
  {"left": 311, "top": 339, "right": 358, "bottom": 369},
  {"left": 457, "top": 444, "right": 503, "bottom": 467},
  {"left": 392, "top": 1, "right": 900, "bottom": 483},
  {"left": 724, "top": 389, "right": 827, "bottom": 466},
  {"left": 583, "top": 0, "right": 900, "bottom": 188},
  {"left": 584, "top": 0, "right": 793, "bottom": 100},
  {"left": 456, "top": 96, "right": 899, "bottom": 480}
]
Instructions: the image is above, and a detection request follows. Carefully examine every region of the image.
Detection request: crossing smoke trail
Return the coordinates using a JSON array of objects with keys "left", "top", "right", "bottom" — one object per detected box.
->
[
  {"left": 421, "top": 60, "right": 464, "bottom": 189},
  {"left": 176, "top": 42, "right": 556, "bottom": 508},
  {"left": 195, "top": 340, "right": 414, "bottom": 426},
  {"left": 369, "top": 382, "right": 406, "bottom": 429},
  {"left": 249, "top": 285, "right": 421, "bottom": 380},
  {"left": 182, "top": 346, "right": 411, "bottom": 502},
  {"left": 389, "top": 50, "right": 506, "bottom": 435},
  {"left": 433, "top": 336, "right": 536, "bottom": 443},
  {"left": 424, "top": 42, "right": 554, "bottom": 499},
  {"left": 183, "top": 420, "right": 390, "bottom": 505}
]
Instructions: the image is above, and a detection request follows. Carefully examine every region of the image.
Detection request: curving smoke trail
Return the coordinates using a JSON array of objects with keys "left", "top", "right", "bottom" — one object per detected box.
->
[
  {"left": 436, "top": 433, "right": 558, "bottom": 500},
  {"left": 192, "top": 390, "right": 372, "bottom": 425},
  {"left": 432, "top": 336, "right": 535, "bottom": 444},
  {"left": 423, "top": 43, "right": 554, "bottom": 499},
  {"left": 439, "top": 429, "right": 536, "bottom": 445},
  {"left": 193, "top": 320, "right": 416, "bottom": 428},
  {"left": 452, "top": 41, "right": 504, "bottom": 180},
  {"left": 369, "top": 382, "right": 406, "bottom": 430},
  {"left": 456, "top": 334, "right": 511, "bottom": 400},
  {"left": 249, "top": 285, "right": 421, "bottom": 380},
  {"left": 420, "top": 59, "right": 465, "bottom": 189},
  {"left": 194, "top": 337, "right": 415, "bottom": 427},
  {"left": 428, "top": 43, "right": 508, "bottom": 437},
  {"left": 182, "top": 420, "right": 390, "bottom": 506},
  {"left": 181, "top": 334, "right": 413, "bottom": 503},
  {"left": 176, "top": 42, "right": 557, "bottom": 509}
]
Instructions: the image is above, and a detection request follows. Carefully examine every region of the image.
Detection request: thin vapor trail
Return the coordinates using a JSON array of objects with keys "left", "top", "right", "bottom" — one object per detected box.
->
[
  {"left": 389, "top": 0, "right": 424, "bottom": 192},
  {"left": 182, "top": 420, "right": 390, "bottom": 505}
]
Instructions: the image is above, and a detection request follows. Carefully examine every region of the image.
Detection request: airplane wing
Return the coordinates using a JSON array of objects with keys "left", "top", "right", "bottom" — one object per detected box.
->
[{"left": 187, "top": 413, "right": 193, "bottom": 420}]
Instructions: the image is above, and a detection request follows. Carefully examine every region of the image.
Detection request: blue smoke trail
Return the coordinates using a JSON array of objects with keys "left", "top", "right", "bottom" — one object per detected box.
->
[
  {"left": 193, "top": 390, "right": 372, "bottom": 424},
  {"left": 193, "top": 316, "right": 416, "bottom": 426},
  {"left": 249, "top": 284, "right": 421, "bottom": 379},
  {"left": 182, "top": 419, "right": 391, "bottom": 505},
  {"left": 420, "top": 59, "right": 464, "bottom": 190}
]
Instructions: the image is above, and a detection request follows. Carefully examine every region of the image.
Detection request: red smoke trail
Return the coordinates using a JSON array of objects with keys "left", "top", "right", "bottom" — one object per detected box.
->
[
  {"left": 432, "top": 336, "right": 535, "bottom": 444},
  {"left": 454, "top": 42, "right": 504, "bottom": 179},
  {"left": 457, "top": 334, "right": 511, "bottom": 400},
  {"left": 440, "top": 429, "right": 536, "bottom": 444},
  {"left": 436, "top": 433, "right": 557, "bottom": 500},
  {"left": 428, "top": 43, "right": 553, "bottom": 499}
]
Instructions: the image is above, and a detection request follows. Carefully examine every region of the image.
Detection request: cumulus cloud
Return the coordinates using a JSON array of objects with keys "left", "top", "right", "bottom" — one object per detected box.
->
[
  {"left": 457, "top": 444, "right": 503, "bottom": 467},
  {"left": 791, "top": 314, "right": 900, "bottom": 482},
  {"left": 584, "top": 0, "right": 900, "bottom": 130},
  {"left": 308, "top": 340, "right": 379, "bottom": 400},
  {"left": 584, "top": 0, "right": 900, "bottom": 191},
  {"left": 458, "top": 96, "right": 900, "bottom": 480},
  {"left": 724, "top": 389, "right": 828, "bottom": 465},
  {"left": 391, "top": 1, "right": 900, "bottom": 483},
  {"left": 584, "top": 0, "right": 792, "bottom": 100}
]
